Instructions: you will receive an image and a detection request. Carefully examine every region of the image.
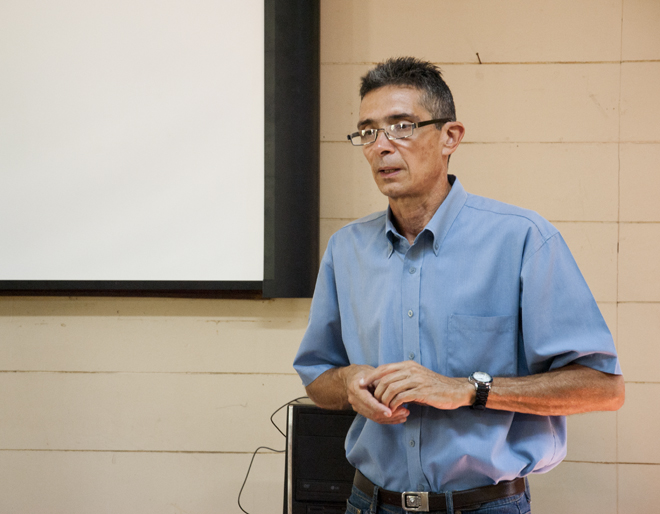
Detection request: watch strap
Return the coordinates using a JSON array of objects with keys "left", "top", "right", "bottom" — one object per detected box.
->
[{"left": 472, "top": 383, "right": 490, "bottom": 410}]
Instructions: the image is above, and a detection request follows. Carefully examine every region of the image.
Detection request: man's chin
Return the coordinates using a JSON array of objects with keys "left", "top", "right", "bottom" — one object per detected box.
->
[{"left": 376, "top": 184, "right": 406, "bottom": 200}]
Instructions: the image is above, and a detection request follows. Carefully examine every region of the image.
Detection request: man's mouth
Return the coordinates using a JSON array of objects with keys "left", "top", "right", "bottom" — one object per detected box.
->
[{"left": 378, "top": 167, "right": 401, "bottom": 175}]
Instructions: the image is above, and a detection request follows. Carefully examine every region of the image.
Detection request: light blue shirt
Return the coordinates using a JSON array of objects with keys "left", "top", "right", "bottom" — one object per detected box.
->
[{"left": 293, "top": 176, "right": 621, "bottom": 492}]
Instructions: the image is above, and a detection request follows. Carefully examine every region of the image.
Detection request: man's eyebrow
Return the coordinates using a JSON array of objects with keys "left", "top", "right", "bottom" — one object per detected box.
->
[
  {"left": 357, "top": 113, "right": 418, "bottom": 129},
  {"left": 357, "top": 118, "right": 373, "bottom": 129}
]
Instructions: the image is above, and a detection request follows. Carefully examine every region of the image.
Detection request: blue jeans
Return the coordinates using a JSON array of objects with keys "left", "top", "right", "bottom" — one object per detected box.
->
[{"left": 345, "top": 479, "right": 532, "bottom": 514}]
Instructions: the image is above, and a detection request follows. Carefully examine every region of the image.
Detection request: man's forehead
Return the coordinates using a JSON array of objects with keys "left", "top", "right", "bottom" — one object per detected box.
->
[{"left": 358, "top": 85, "right": 429, "bottom": 125}]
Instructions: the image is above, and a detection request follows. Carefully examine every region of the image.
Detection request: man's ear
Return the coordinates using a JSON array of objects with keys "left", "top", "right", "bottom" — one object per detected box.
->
[{"left": 442, "top": 122, "right": 465, "bottom": 156}]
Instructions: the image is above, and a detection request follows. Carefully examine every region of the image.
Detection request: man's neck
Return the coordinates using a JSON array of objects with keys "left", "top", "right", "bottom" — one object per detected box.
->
[{"left": 389, "top": 180, "right": 452, "bottom": 245}]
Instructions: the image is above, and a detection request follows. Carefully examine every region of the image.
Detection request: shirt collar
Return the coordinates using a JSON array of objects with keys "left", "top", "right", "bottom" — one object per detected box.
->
[{"left": 385, "top": 175, "right": 468, "bottom": 257}]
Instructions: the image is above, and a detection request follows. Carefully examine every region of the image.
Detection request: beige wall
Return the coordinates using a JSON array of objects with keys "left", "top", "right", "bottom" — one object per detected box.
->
[{"left": 1, "top": 1, "right": 659, "bottom": 512}]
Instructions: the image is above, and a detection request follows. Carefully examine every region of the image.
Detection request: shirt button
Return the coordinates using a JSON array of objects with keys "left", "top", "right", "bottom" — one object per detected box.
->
[
  {"left": 434, "top": 243, "right": 439, "bottom": 250},
  {"left": 409, "top": 267, "right": 416, "bottom": 274},
  {"left": 408, "top": 352, "right": 415, "bottom": 360},
  {"left": 409, "top": 440, "right": 415, "bottom": 447},
  {"left": 408, "top": 310, "right": 414, "bottom": 318}
]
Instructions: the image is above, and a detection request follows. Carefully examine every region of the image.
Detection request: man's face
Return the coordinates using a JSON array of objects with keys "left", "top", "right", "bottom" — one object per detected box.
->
[{"left": 357, "top": 85, "right": 447, "bottom": 202}]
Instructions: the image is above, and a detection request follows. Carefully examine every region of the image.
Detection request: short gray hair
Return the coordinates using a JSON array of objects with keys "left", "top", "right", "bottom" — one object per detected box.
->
[{"left": 359, "top": 57, "right": 456, "bottom": 123}]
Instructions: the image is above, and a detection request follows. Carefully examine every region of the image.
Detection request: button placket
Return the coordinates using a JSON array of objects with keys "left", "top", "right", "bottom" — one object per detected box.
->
[
  {"left": 401, "top": 245, "right": 426, "bottom": 490},
  {"left": 402, "top": 252, "right": 420, "bottom": 364}
]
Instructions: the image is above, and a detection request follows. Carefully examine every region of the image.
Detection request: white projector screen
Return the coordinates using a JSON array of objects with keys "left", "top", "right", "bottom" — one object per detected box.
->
[{"left": 1, "top": 0, "right": 264, "bottom": 282}]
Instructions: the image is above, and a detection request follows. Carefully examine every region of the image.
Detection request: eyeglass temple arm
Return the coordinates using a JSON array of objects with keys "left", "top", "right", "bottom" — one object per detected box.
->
[{"left": 415, "top": 118, "right": 453, "bottom": 128}]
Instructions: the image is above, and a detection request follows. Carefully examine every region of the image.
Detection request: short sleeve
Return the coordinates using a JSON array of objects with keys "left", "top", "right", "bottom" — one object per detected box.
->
[
  {"left": 520, "top": 232, "right": 621, "bottom": 376},
  {"left": 293, "top": 238, "right": 350, "bottom": 387}
]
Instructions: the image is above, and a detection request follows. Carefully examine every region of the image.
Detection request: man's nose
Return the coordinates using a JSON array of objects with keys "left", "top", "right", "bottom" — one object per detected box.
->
[{"left": 372, "top": 129, "right": 395, "bottom": 153}]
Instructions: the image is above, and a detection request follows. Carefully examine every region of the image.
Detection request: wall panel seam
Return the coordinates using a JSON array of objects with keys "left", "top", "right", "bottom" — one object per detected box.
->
[
  {"left": 563, "top": 460, "right": 660, "bottom": 466},
  {"left": 321, "top": 139, "right": 660, "bottom": 144},
  {"left": 0, "top": 370, "right": 298, "bottom": 376},
  {"left": 0, "top": 449, "right": 283, "bottom": 454},
  {"left": 320, "top": 60, "right": 660, "bottom": 66},
  {"left": 321, "top": 141, "right": 659, "bottom": 144}
]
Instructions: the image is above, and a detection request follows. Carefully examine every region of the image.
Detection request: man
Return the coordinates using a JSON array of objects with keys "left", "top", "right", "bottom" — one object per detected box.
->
[{"left": 293, "top": 57, "right": 624, "bottom": 514}]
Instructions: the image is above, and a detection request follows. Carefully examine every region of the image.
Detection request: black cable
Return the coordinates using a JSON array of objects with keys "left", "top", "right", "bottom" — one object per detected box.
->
[
  {"left": 237, "top": 446, "right": 285, "bottom": 514},
  {"left": 270, "top": 396, "right": 309, "bottom": 437},
  {"left": 237, "top": 396, "right": 310, "bottom": 514}
]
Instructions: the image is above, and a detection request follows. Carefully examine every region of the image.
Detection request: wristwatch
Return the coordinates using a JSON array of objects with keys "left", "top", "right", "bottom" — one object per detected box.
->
[{"left": 468, "top": 371, "right": 493, "bottom": 410}]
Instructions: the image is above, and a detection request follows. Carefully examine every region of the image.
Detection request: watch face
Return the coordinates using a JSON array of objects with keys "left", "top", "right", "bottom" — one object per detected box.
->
[{"left": 472, "top": 371, "right": 492, "bottom": 383}]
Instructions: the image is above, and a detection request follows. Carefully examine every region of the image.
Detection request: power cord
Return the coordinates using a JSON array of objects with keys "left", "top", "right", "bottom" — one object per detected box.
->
[{"left": 237, "top": 396, "right": 309, "bottom": 514}]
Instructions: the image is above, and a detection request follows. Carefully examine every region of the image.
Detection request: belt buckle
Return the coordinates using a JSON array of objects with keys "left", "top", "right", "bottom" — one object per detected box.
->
[{"left": 401, "top": 491, "right": 429, "bottom": 512}]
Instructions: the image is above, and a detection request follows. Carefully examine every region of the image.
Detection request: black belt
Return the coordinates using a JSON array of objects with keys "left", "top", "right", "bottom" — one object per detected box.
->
[{"left": 354, "top": 470, "right": 525, "bottom": 512}]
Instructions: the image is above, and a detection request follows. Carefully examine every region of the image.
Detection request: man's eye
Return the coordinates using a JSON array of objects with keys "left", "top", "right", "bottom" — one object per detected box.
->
[
  {"left": 362, "top": 129, "right": 376, "bottom": 136},
  {"left": 393, "top": 123, "right": 412, "bottom": 130}
]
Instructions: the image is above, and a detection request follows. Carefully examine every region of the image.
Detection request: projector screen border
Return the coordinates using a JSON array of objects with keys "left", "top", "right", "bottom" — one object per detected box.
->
[{"left": 0, "top": 0, "right": 320, "bottom": 299}]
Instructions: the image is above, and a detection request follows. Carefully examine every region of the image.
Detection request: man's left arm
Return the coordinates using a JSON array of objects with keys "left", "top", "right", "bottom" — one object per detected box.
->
[
  {"left": 486, "top": 362, "right": 624, "bottom": 414},
  {"left": 364, "top": 227, "right": 627, "bottom": 417},
  {"left": 364, "top": 360, "right": 624, "bottom": 416}
]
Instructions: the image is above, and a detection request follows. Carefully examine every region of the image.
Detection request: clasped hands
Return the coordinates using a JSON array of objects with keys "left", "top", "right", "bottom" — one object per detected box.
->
[{"left": 345, "top": 360, "right": 475, "bottom": 424}]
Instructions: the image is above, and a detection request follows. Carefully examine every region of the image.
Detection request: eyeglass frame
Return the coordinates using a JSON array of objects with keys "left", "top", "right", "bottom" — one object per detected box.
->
[{"left": 346, "top": 118, "right": 454, "bottom": 146}]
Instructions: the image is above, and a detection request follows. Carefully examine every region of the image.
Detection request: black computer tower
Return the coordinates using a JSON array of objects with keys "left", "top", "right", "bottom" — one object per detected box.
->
[{"left": 283, "top": 402, "right": 357, "bottom": 514}]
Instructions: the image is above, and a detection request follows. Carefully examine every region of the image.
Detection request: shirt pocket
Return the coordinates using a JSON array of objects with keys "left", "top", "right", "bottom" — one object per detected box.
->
[{"left": 447, "top": 314, "right": 517, "bottom": 377}]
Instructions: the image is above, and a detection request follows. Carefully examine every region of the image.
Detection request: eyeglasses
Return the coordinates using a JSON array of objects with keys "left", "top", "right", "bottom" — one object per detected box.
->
[{"left": 347, "top": 118, "right": 453, "bottom": 146}]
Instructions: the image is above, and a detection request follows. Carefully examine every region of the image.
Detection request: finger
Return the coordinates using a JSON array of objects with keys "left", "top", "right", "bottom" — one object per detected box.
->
[
  {"left": 391, "top": 406, "right": 410, "bottom": 418},
  {"left": 362, "top": 360, "right": 421, "bottom": 389},
  {"left": 386, "top": 406, "right": 410, "bottom": 424},
  {"left": 360, "top": 363, "right": 403, "bottom": 388},
  {"left": 377, "top": 416, "right": 407, "bottom": 425},
  {"left": 372, "top": 407, "right": 410, "bottom": 425},
  {"left": 353, "top": 383, "right": 393, "bottom": 418},
  {"left": 373, "top": 371, "right": 413, "bottom": 407},
  {"left": 389, "top": 392, "right": 414, "bottom": 412},
  {"left": 369, "top": 368, "right": 409, "bottom": 399},
  {"left": 373, "top": 378, "right": 397, "bottom": 406}
]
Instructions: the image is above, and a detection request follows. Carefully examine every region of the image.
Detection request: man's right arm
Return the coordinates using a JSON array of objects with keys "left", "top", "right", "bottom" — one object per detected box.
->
[
  {"left": 296, "top": 239, "right": 408, "bottom": 424},
  {"left": 305, "top": 365, "right": 410, "bottom": 424}
]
